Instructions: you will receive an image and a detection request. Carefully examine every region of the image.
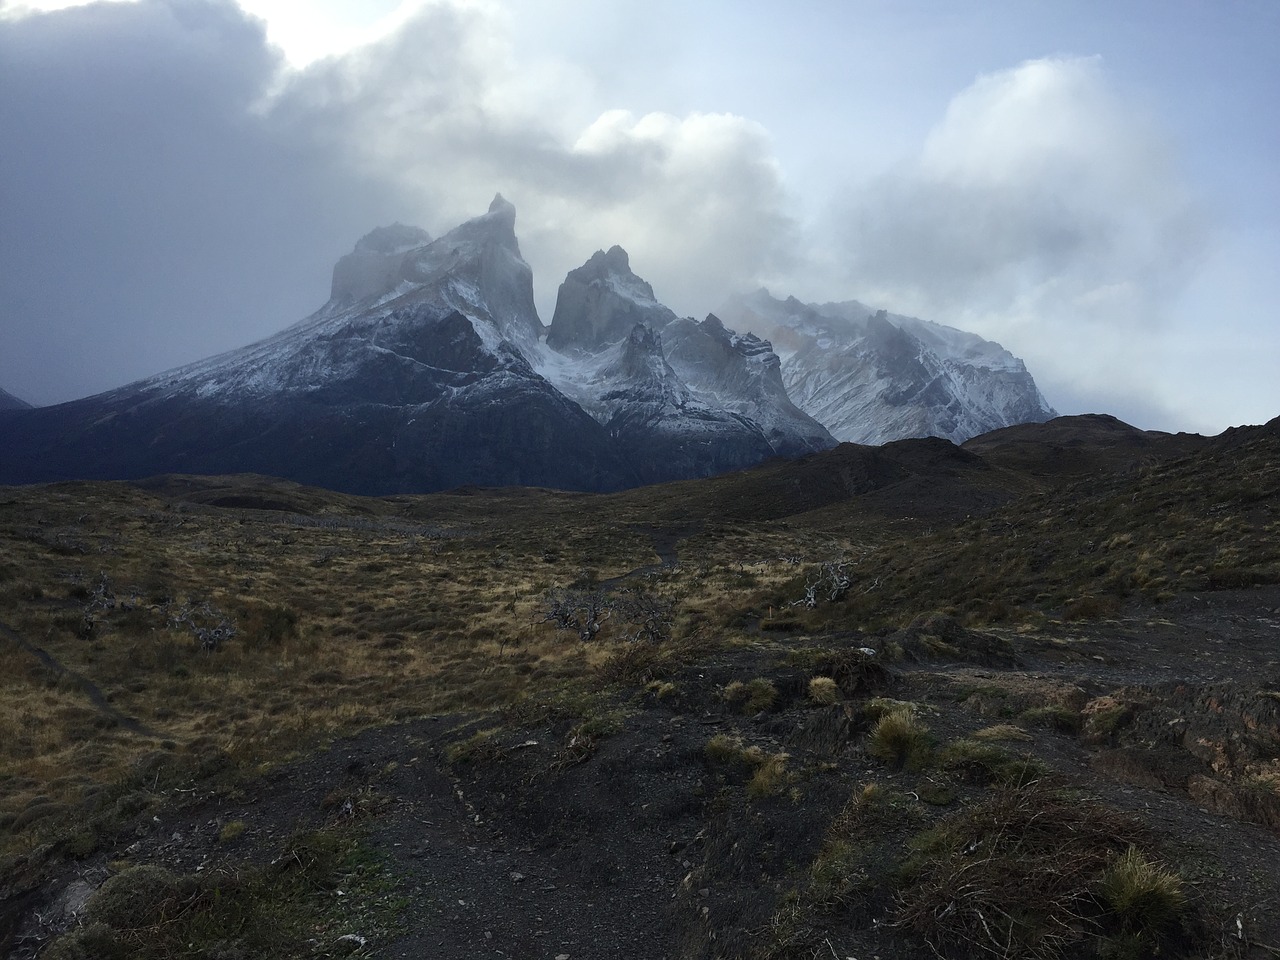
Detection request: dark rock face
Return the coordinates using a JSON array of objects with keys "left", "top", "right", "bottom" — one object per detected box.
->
[
  {"left": 0, "top": 381, "right": 631, "bottom": 496},
  {"left": 545, "top": 246, "right": 676, "bottom": 353}
]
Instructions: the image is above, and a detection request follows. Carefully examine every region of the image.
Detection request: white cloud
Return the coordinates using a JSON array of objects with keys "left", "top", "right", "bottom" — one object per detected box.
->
[
  {"left": 264, "top": 1, "right": 796, "bottom": 319},
  {"left": 0, "top": 0, "right": 795, "bottom": 403},
  {"left": 826, "top": 56, "right": 1209, "bottom": 426}
]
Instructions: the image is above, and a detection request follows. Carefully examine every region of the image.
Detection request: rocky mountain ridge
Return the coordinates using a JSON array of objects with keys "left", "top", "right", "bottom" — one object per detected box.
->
[
  {"left": 0, "top": 197, "right": 1054, "bottom": 493},
  {"left": 718, "top": 289, "right": 1056, "bottom": 445}
]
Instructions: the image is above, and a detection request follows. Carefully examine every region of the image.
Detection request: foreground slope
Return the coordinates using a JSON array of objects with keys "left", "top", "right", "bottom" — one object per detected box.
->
[{"left": 3, "top": 413, "right": 1280, "bottom": 959}]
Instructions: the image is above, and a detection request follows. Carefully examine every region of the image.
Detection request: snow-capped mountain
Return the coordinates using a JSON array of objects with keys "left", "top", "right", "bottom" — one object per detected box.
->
[
  {"left": 0, "top": 387, "right": 31, "bottom": 411},
  {"left": 0, "top": 197, "right": 634, "bottom": 494},
  {"left": 717, "top": 290, "right": 1056, "bottom": 445},
  {"left": 537, "top": 246, "right": 836, "bottom": 478},
  {"left": 0, "top": 200, "right": 832, "bottom": 493},
  {"left": 0, "top": 197, "right": 1059, "bottom": 494}
]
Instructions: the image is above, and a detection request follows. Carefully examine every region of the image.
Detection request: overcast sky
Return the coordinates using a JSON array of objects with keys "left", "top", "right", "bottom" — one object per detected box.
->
[{"left": 1, "top": 0, "right": 1276, "bottom": 433}]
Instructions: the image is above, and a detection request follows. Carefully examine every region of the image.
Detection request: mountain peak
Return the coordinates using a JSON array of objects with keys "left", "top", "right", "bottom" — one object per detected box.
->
[
  {"left": 603, "top": 244, "right": 630, "bottom": 270},
  {"left": 489, "top": 192, "right": 514, "bottom": 216},
  {"left": 546, "top": 247, "right": 675, "bottom": 352}
]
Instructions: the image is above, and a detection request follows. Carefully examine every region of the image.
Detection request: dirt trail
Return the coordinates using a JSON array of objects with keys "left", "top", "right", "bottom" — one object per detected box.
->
[
  {"left": 0, "top": 619, "right": 157, "bottom": 739},
  {"left": 597, "top": 524, "right": 694, "bottom": 587}
]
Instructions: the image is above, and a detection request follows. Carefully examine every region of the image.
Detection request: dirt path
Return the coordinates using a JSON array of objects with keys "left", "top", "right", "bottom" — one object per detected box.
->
[{"left": 0, "top": 619, "right": 157, "bottom": 739}]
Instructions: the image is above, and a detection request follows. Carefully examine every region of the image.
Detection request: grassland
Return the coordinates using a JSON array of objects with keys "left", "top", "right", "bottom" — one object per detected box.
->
[{"left": 3, "top": 417, "right": 1280, "bottom": 958}]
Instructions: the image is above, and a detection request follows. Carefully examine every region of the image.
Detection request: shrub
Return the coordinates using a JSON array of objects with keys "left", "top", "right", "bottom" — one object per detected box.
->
[
  {"left": 86, "top": 865, "right": 191, "bottom": 929},
  {"left": 1098, "top": 846, "right": 1186, "bottom": 950},
  {"left": 867, "top": 708, "right": 932, "bottom": 771},
  {"left": 746, "top": 753, "right": 791, "bottom": 800},
  {"left": 704, "top": 734, "right": 766, "bottom": 775},
  {"left": 807, "top": 676, "right": 839, "bottom": 705},
  {"left": 722, "top": 677, "right": 778, "bottom": 714}
]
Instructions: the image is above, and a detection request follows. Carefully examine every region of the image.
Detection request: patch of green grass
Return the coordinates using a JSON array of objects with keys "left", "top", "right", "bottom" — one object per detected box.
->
[
  {"left": 444, "top": 728, "right": 505, "bottom": 767},
  {"left": 46, "top": 826, "right": 405, "bottom": 960},
  {"left": 1020, "top": 704, "right": 1084, "bottom": 734},
  {"left": 866, "top": 707, "right": 933, "bottom": 771},
  {"left": 939, "top": 738, "right": 1047, "bottom": 785},
  {"left": 1097, "top": 847, "right": 1187, "bottom": 959},
  {"left": 973, "top": 723, "right": 1034, "bottom": 742}
]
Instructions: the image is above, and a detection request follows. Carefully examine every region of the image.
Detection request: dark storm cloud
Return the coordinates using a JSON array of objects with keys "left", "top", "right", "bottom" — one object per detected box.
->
[
  {"left": 0, "top": 0, "right": 408, "bottom": 405},
  {"left": 0, "top": 1, "right": 797, "bottom": 405}
]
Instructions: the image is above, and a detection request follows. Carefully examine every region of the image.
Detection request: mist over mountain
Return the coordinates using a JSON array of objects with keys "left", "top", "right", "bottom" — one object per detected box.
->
[
  {"left": 718, "top": 290, "right": 1056, "bottom": 445},
  {"left": 0, "top": 198, "right": 1056, "bottom": 494}
]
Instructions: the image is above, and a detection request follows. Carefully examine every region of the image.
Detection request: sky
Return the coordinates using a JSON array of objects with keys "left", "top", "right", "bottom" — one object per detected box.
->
[{"left": 1, "top": 0, "right": 1277, "bottom": 434}]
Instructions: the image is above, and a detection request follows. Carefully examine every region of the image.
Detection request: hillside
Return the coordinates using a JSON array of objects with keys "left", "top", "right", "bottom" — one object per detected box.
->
[{"left": 2, "top": 415, "right": 1279, "bottom": 959}]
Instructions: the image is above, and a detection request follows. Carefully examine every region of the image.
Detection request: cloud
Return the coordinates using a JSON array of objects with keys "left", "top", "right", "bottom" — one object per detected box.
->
[
  {"left": 841, "top": 57, "right": 1204, "bottom": 316},
  {"left": 827, "top": 57, "right": 1208, "bottom": 424},
  {"left": 0, "top": 0, "right": 403, "bottom": 404},
  {"left": 0, "top": 0, "right": 795, "bottom": 404},
  {"left": 266, "top": 3, "right": 796, "bottom": 318}
]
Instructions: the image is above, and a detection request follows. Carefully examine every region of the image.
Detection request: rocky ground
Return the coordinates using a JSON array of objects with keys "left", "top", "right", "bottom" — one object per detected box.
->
[{"left": 10, "top": 585, "right": 1280, "bottom": 960}]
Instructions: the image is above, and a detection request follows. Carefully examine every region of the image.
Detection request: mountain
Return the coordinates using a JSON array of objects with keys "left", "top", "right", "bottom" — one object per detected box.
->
[
  {"left": 0, "top": 197, "right": 636, "bottom": 495},
  {"left": 0, "top": 200, "right": 832, "bottom": 494},
  {"left": 0, "top": 200, "right": 1061, "bottom": 495},
  {"left": 717, "top": 290, "right": 1056, "bottom": 445},
  {"left": 536, "top": 246, "right": 836, "bottom": 479},
  {"left": 0, "top": 387, "right": 31, "bottom": 411}
]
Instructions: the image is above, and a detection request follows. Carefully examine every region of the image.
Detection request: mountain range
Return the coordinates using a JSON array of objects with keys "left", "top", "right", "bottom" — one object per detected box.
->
[{"left": 0, "top": 197, "right": 1053, "bottom": 494}]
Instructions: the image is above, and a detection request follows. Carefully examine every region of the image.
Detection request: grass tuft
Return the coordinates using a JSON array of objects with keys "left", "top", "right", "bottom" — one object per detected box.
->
[{"left": 867, "top": 707, "right": 932, "bottom": 771}]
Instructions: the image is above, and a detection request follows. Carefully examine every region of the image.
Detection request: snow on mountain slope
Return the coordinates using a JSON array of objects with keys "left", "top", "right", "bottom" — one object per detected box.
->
[
  {"left": 661, "top": 315, "right": 833, "bottom": 457},
  {"left": 118, "top": 195, "right": 543, "bottom": 406},
  {"left": 538, "top": 247, "right": 835, "bottom": 465},
  {"left": 719, "top": 290, "right": 1056, "bottom": 445},
  {"left": 0, "top": 197, "right": 635, "bottom": 494}
]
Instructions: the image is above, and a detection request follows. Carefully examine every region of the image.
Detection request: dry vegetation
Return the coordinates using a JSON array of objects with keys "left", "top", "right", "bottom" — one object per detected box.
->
[{"left": 3, "top": 419, "right": 1280, "bottom": 958}]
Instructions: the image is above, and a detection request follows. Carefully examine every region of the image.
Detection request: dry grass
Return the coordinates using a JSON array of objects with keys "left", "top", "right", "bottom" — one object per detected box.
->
[
  {"left": 896, "top": 779, "right": 1151, "bottom": 959},
  {"left": 0, "top": 481, "right": 702, "bottom": 856}
]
